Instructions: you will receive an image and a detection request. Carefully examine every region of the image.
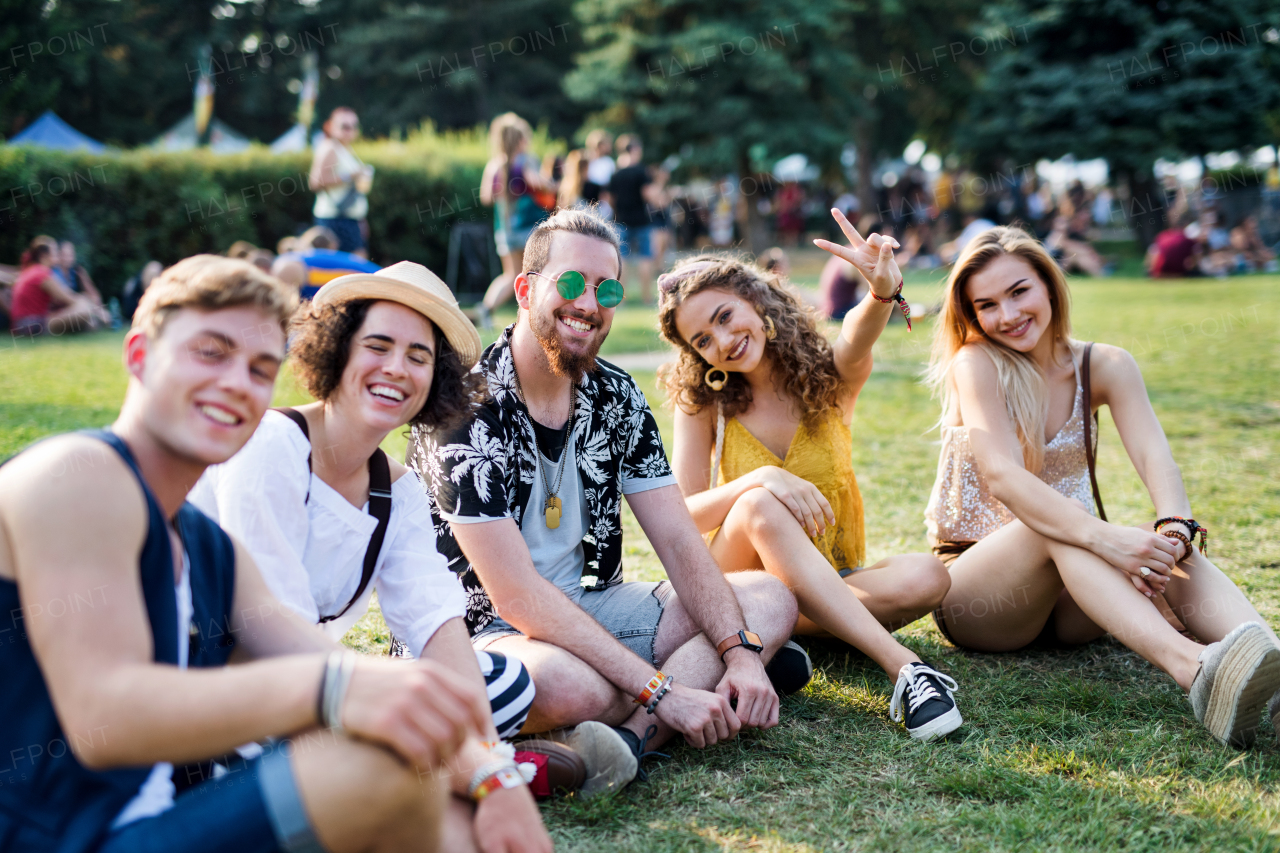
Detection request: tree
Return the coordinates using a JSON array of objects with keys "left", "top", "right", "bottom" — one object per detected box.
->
[
  {"left": 566, "top": 0, "right": 862, "bottom": 250},
  {"left": 0, "top": 0, "right": 75, "bottom": 139},
  {"left": 832, "top": 0, "right": 986, "bottom": 217},
  {"left": 960, "top": 0, "right": 1280, "bottom": 246},
  {"left": 314, "top": 0, "right": 587, "bottom": 139}
]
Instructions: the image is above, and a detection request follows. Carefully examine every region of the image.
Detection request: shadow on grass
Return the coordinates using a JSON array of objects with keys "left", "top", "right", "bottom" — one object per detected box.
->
[{"left": 542, "top": 635, "right": 1280, "bottom": 852}]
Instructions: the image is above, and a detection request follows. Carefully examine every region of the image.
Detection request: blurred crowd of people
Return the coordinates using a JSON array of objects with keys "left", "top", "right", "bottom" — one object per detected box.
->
[{"left": 5, "top": 109, "right": 1278, "bottom": 336}]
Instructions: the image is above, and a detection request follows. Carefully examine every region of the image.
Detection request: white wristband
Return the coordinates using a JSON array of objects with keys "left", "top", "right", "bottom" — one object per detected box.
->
[{"left": 322, "top": 651, "right": 356, "bottom": 731}]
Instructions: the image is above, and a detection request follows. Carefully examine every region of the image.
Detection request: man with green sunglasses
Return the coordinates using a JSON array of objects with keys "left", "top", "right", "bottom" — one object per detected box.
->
[
  {"left": 529, "top": 268, "right": 625, "bottom": 309},
  {"left": 410, "top": 207, "right": 806, "bottom": 799}
]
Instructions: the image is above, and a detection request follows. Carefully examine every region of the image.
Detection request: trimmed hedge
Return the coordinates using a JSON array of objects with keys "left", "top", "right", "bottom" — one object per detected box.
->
[{"left": 0, "top": 125, "right": 499, "bottom": 301}]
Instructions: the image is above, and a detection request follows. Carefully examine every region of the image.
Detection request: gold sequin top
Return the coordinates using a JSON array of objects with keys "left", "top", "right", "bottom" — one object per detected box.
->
[
  {"left": 925, "top": 359, "right": 1098, "bottom": 544},
  {"left": 710, "top": 408, "right": 866, "bottom": 571}
]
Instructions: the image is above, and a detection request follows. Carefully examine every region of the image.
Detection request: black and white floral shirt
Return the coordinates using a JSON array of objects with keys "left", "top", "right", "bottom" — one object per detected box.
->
[{"left": 408, "top": 324, "right": 676, "bottom": 635}]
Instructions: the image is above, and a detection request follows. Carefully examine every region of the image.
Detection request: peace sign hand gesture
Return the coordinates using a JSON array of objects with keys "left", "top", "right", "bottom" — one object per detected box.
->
[{"left": 813, "top": 208, "right": 902, "bottom": 301}]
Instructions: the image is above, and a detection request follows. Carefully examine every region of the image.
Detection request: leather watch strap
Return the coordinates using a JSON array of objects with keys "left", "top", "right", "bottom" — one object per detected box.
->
[{"left": 716, "top": 630, "right": 763, "bottom": 658}]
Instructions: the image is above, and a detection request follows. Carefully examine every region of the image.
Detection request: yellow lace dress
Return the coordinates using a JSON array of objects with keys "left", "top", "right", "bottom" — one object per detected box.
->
[{"left": 709, "top": 408, "right": 866, "bottom": 571}]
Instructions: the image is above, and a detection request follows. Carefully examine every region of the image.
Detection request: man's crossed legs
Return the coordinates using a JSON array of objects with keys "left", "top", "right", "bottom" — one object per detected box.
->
[{"left": 479, "top": 572, "right": 799, "bottom": 793}]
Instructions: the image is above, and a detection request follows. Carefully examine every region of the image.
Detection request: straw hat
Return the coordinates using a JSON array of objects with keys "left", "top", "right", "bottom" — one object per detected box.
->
[{"left": 313, "top": 261, "right": 482, "bottom": 367}]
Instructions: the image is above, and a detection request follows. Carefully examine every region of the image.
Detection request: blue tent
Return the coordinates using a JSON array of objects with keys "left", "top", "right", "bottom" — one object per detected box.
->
[{"left": 9, "top": 110, "right": 106, "bottom": 153}]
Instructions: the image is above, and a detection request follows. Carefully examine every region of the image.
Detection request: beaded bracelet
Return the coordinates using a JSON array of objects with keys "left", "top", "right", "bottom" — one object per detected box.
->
[
  {"left": 1155, "top": 517, "right": 1208, "bottom": 555},
  {"left": 636, "top": 671, "right": 667, "bottom": 706},
  {"left": 1160, "top": 528, "right": 1192, "bottom": 559},
  {"left": 644, "top": 675, "right": 674, "bottom": 715},
  {"left": 870, "top": 278, "right": 912, "bottom": 331}
]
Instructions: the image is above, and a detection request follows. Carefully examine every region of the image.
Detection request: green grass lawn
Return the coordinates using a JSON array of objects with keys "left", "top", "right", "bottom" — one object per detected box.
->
[{"left": 2, "top": 270, "right": 1279, "bottom": 851}]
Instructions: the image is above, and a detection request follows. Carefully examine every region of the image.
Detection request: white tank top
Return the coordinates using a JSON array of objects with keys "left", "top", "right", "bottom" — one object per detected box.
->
[{"left": 312, "top": 140, "right": 368, "bottom": 220}]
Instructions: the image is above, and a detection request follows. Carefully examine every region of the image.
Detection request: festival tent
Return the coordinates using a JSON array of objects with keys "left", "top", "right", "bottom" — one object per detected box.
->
[
  {"left": 152, "top": 114, "right": 252, "bottom": 154},
  {"left": 8, "top": 110, "right": 106, "bottom": 153},
  {"left": 269, "top": 125, "right": 327, "bottom": 153}
]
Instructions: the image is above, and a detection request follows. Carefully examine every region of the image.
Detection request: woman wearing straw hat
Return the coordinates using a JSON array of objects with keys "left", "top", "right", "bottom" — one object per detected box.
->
[{"left": 191, "top": 262, "right": 566, "bottom": 851}]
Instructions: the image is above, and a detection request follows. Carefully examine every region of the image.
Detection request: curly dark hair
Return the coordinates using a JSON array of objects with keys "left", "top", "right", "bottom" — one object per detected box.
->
[
  {"left": 657, "top": 255, "right": 845, "bottom": 424},
  {"left": 289, "top": 299, "right": 487, "bottom": 432}
]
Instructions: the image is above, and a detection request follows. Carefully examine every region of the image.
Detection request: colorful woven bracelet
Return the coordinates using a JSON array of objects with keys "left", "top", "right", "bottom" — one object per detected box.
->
[
  {"left": 644, "top": 676, "right": 674, "bottom": 715},
  {"left": 471, "top": 765, "right": 525, "bottom": 801},
  {"left": 870, "top": 278, "right": 912, "bottom": 331},
  {"left": 1155, "top": 516, "right": 1207, "bottom": 554},
  {"left": 636, "top": 671, "right": 667, "bottom": 706}
]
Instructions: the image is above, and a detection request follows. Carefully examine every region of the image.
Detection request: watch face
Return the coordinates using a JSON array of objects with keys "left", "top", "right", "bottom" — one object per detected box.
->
[{"left": 743, "top": 631, "right": 764, "bottom": 651}]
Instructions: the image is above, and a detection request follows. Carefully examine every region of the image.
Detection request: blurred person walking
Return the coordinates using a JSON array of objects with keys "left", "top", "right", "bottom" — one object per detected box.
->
[
  {"left": 582, "top": 130, "right": 615, "bottom": 215},
  {"left": 309, "top": 107, "right": 374, "bottom": 258},
  {"left": 608, "top": 135, "right": 660, "bottom": 303},
  {"left": 479, "top": 113, "right": 554, "bottom": 319}
]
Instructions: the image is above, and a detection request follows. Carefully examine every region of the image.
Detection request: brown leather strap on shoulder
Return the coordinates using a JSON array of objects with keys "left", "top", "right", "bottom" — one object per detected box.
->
[{"left": 1081, "top": 343, "right": 1107, "bottom": 521}]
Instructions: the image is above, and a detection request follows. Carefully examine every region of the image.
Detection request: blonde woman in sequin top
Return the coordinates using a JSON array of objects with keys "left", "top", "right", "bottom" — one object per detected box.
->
[
  {"left": 656, "top": 211, "right": 965, "bottom": 742},
  {"left": 925, "top": 225, "right": 1280, "bottom": 748}
]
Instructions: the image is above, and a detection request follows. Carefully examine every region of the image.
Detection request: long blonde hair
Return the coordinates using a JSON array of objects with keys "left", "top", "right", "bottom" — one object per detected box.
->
[
  {"left": 487, "top": 112, "right": 532, "bottom": 201},
  {"left": 926, "top": 225, "right": 1073, "bottom": 472},
  {"left": 558, "top": 149, "right": 587, "bottom": 209}
]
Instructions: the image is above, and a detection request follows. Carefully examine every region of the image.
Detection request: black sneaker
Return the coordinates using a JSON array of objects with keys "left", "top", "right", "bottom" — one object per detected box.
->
[
  {"left": 609, "top": 724, "right": 668, "bottom": 783},
  {"left": 890, "top": 662, "right": 963, "bottom": 741},
  {"left": 765, "top": 640, "right": 814, "bottom": 696}
]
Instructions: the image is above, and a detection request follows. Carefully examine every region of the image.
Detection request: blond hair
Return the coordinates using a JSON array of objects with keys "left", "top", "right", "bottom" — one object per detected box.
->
[
  {"left": 132, "top": 255, "right": 298, "bottom": 341},
  {"left": 558, "top": 149, "right": 587, "bottom": 209},
  {"left": 926, "top": 226, "right": 1073, "bottom": 472},
  {"left": 488, "top": 112, "right": 533, "bottom": 201}
]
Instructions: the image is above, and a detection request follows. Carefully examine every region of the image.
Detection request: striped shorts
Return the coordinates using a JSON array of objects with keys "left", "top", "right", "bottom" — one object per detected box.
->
[{"left": 478, "top": 650, "right": 536, "bottom": 740}]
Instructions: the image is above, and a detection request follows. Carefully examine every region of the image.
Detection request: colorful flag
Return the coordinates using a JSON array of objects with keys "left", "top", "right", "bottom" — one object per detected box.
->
[
  {"left": 194, "top": 44, "right": 214, "bottom": 141},
  {"left": 297, "top": 52, "right": 319, "bottom": 130}
]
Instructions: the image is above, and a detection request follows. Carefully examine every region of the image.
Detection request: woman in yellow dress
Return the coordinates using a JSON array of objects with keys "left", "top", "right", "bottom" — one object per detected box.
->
[{"left": 657, "top": 210, "right": 963, "bottom": 741}]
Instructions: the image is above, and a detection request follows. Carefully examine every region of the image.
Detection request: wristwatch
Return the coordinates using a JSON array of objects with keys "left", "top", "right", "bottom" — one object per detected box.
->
[{"left": 716, "top": 630, "right": 764, "bottom": 660}]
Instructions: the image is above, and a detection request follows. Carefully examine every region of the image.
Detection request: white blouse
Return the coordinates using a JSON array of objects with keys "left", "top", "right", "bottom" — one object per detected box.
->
[{"left": 190, "top": 410, "right": 465, "bottom": 656}]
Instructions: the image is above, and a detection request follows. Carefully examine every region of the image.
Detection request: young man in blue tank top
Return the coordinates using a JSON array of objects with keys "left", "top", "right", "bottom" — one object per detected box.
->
[{"left": 0, "top": 256, "right": 539, "bottom": 853}]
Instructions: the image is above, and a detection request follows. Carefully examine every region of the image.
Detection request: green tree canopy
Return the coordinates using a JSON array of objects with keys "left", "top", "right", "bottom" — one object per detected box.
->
[{"left": 960, "top": 0, "right": 1280, "bottom": 244}]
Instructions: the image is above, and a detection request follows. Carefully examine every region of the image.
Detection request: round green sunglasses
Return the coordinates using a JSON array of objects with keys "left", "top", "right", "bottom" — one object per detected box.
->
[{"left": 530, "top": 269, "right": 625, "bottom": 308}]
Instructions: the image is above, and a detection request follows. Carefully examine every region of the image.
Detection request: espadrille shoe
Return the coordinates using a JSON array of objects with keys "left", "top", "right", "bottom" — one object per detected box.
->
[
  {"left": 563, "top": 721, "right": 638, "bottom": 799},
  {"left": 1188, "top": 622, "right": 1280, "bottom": 748}
]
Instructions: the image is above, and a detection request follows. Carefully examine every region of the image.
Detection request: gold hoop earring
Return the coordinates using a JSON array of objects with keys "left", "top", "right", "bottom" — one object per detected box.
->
[
  {"left": 763, "top": 316, "right": 777, "bottom": 341},
  {"left": 704, "top": 367, "right": 728, "bottom": 391}
]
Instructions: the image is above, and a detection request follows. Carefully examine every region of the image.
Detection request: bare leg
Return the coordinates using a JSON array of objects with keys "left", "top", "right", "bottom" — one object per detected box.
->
[
  {"left": 290, "top": 728, "right": 446, "bottom": 853},
  {"left": 1158, "top": 548, "right": 1278, "bottom": 647},
  {"left": 440, "top": 796, "right": 480, "bottom": 853},
  {"left": 615, "top": 571, "right": 794, "bottom": 748},
  {"left": 47, "top": 298, "right": 106, "bottom": 335},
  {"left": 483, "top": 635, "right": 628, "bottom": 733},
  {"left": 491, "top": 574, "right": 794, "bottom": 750},
  {"left": 709, "top": 488, "right": 924, "bottom": 678},
  {"left": 807, "top": 553, "right": 951, "bottom": 631},
  {"left": 942, "top": 519, "right": 1207, "bottom": 689},
  {"left": 637, "top": 257, "right": 655, "bottom": 304},
  {"left": 483, "top": 250, "right": 523, "bottom": 311}
]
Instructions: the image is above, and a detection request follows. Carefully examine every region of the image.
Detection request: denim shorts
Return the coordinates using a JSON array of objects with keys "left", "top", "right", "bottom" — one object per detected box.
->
[
  {"left": 474, "top": 580, "right": 673, "bottom": 666},
  {"left": 97, "top": 741, "right": 322, "bottom": 853},
  {"left": 615, "top": 224, "right": 653, "bottom": 260},
  {"left": 314, "top": 217, "right": 365, "bottom": 253}
]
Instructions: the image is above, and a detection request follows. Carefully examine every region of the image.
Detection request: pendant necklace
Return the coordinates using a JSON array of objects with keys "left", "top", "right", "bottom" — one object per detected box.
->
[{"left": 511, "top": 357, "right": 576, "bottom": 529}]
